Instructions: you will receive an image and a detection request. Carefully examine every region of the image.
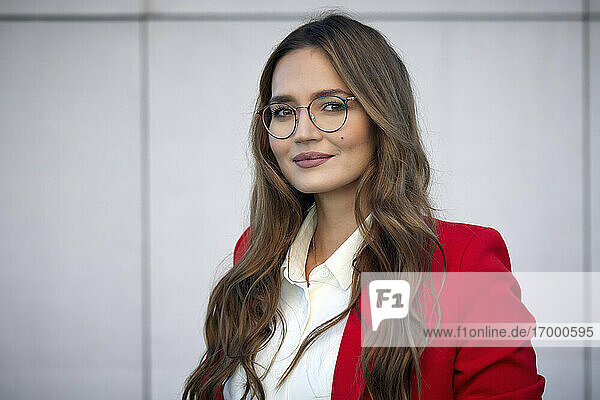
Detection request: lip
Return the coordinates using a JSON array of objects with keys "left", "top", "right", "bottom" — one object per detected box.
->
[
  {"left": 292, "top": 151, "right": 334, "bottom": 161},
  {"left": 294, "top": 157, "right": 333, "bottom": 168},
  {"left": 292, "top": 151, "right": 334, "bottom": 169}
]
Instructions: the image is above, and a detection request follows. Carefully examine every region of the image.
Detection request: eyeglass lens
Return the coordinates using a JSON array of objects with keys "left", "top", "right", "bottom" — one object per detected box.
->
[{"left": 262, "top": 95, "right": 348, "bottom": 138}]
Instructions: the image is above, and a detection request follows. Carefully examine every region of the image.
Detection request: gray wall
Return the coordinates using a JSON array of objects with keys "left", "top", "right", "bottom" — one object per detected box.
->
[{"left": 0, "top": 1, "right": 598, "bottom": 399}]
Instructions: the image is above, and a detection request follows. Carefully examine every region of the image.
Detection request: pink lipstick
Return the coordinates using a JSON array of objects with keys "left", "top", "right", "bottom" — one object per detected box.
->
[{"left": 293, "top": 151, "right": 334, "bottom": 169}]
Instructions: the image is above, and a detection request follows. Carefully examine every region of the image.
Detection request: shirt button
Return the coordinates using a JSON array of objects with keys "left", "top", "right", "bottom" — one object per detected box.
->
[{"left": 319, "top": 267, "right": 330, "bottom": 278}]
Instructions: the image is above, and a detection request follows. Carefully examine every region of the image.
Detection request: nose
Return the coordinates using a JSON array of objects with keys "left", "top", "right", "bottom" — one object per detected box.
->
[{"left": 293, "top": 106, "right": 321, "bottom": 143}]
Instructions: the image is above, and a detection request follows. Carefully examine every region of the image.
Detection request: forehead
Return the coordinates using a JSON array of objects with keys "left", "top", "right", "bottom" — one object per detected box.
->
[{"left": 271, "top": 47, "right": 349, "bottom": 101}]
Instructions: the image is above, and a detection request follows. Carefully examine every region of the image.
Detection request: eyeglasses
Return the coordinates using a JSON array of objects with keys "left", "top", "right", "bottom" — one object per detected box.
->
[{"left": 256, "top": 94, "right": 356, "bottom": 139}]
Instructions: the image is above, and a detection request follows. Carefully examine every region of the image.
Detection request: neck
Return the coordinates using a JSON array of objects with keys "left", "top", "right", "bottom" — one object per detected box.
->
[{"left": 311, "top": 179, "right": 370, "bottom": 263}]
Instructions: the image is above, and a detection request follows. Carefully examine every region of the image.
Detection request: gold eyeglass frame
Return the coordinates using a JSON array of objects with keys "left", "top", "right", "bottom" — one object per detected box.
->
[{"left": 256, "top": 94, "right": 356, "bottom": 139}]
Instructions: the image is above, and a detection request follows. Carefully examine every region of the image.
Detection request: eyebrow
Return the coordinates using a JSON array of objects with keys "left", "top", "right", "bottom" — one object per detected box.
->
[{"left": 268, "top": 88, "right": 353, "bottom": 104}]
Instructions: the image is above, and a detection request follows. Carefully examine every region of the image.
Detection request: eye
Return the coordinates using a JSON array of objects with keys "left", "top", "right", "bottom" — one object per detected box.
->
[
  {"left": 270, "top": 105, "right": 293, "bottom": 119},
  {"left": 321, "top": 102, "right": 346, "bottom": 112}
]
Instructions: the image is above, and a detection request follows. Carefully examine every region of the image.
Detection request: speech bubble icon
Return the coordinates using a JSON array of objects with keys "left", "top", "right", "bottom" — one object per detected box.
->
[{"left": 368, "top": 279, "right": 410, "bottom": 331}]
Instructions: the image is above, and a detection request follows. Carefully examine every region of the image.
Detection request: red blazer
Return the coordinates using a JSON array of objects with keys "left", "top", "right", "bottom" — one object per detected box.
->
[{"left": 216, "top": 218, "right": 545, "bottom": 399}]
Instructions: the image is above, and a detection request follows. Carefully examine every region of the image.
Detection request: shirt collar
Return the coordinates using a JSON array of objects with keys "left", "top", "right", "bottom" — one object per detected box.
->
[{"left": 280, "top": 202, "right": 373, "bottom": 291}]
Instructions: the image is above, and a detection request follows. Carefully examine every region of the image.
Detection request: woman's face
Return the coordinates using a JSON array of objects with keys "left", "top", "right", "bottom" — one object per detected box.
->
[{"left": 268, "top": 46, "right": 375, "bottom": 194}]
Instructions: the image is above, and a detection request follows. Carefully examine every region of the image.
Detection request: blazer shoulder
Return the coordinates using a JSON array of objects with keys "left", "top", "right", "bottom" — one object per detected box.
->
[
  {"left": 232, "top": 219, "right": 511, "bottom": 272},
  {"left": 432, "top": 218, "right": 511, "bottom": 273},
  {"left": 233, "top": 226, "right": 251, "bottom": 267}
]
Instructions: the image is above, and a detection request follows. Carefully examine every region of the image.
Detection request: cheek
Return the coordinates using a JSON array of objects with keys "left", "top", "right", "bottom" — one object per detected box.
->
[
  {"left": 268, "top": 137, "right": 290, "bottom": 163},
  {"left": 336, "top": 121, "right": 374, "bottom": 157},
  {"left": 268, "top": 136, "right": 279, "bottom": 156}
]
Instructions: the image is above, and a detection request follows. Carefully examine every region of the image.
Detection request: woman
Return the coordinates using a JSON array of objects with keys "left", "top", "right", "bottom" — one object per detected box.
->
[{"left": 182, "top": 11, "right": 545, "bottom": 400}]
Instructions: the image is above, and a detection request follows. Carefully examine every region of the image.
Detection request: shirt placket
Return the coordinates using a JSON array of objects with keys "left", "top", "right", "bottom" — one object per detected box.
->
[
  {"left": 287, "top": 264, "right": 334, "bottom": 400},
  {"left": 285, "top": 278, "right": 311, "bottom": 400}
]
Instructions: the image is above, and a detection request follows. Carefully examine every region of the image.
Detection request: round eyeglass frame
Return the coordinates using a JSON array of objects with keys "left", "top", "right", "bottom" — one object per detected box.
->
[{"left": 255, "top": 94, "right": 356, "bottom": 139}]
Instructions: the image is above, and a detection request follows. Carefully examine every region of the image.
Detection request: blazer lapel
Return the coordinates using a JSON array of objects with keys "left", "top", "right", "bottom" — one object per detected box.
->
[{"left": 331, "top": 300, "right": 369, "bottom": 399}]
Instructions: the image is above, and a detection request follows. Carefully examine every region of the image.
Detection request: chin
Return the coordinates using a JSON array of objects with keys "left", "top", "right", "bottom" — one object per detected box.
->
[
  {"left": 289, "top": 180, "right": 336, "bottom": 194},
  {"left": 294, "top": 178, "right": 354, "bottom": 195}
]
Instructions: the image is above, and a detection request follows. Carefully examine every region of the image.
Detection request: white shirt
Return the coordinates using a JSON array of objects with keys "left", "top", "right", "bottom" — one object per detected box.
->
[{"left": 223, "top": 203, "right": 372, "bottom": 400}]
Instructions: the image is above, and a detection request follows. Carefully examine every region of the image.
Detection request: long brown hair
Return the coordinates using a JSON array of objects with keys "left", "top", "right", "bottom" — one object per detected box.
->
[{"left": 183, "top": 10, "right": 445, "bottom": 400}]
